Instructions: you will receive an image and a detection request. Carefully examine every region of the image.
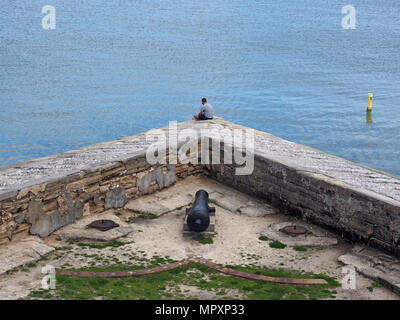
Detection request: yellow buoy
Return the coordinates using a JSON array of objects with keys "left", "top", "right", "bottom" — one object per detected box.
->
[
  {"left": 367, "top": 93, "right": 373, "bottom": 111},
  {"left": 366, "top": 110, "right": 372, "bottom": 124}
]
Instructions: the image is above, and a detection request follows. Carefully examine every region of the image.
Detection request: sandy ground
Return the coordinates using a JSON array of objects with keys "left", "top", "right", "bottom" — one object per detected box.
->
[{"left": 0, "top": 176, "right": 398, "bottom": 300}]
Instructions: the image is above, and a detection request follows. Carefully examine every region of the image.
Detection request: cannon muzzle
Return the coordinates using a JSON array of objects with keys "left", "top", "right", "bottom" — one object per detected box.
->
[{"left": 187, "top": 190, "right": 215, "bottom": 232}]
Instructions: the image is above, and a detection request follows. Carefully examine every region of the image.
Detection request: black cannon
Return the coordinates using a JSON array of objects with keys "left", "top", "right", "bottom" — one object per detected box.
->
[{"left": 187, "top": 190, "right": 215, "bottom": 232}]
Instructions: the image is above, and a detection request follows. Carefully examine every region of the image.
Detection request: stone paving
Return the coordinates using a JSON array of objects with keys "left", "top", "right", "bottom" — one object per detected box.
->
[
  {"left": 261, "top": 221, "right": 338, "bottom": 248},
  {"left": 55, "top": 212, "right": 134, "bottom": 242},
  {"left": 0, "top": 238, "right": 54, "bottom": 275},
  {"left": 124, "top": 175, "right": 277, "bottom": 218},
  {"left": 338, "top": 245, "right": 400, "bottom": 295}
]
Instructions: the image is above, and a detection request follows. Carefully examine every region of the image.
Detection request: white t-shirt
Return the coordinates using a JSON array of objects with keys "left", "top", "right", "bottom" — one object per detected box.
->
[{"left": 200, "top": 103, "right": 214, "bottom": 118}]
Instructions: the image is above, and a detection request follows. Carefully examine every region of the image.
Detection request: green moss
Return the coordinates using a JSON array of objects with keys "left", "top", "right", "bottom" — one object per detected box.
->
[
  {"left": 367, "top": 279, "right": 382, "bottom": 292},
  {"left": 197, "top": 235, "right": 213, "bottom": 245},
  {"left": 76, "top": 240, "right": 133, "bottom": 249},
  {"left": 293, "top": 246, "right": 307, "bottom": 252},
  {"left": 66, "top": 255, "right": 175, "bottom": 273},
  {"left": 176, "top": 204, "right": 190, "bottom": 210},
  {"left": 137, "top": 214, "right": 158, "bottom": 219},
  {"left": 269, "top": 241, "right": 286, "bottom": 249},
  {"left": 258, "top": 236, "right": 269, "bottom": 241},
  {"left": 25, "top": 258, "right": 339, "bottom": 300},
  {"left": 55, "top": 246, "right": 70, "bottom": 251}
]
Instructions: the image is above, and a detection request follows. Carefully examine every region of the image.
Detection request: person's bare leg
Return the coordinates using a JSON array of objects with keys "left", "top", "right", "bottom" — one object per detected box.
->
[{"left": 194, "top": 113, "right": 199, "bottom": 119}]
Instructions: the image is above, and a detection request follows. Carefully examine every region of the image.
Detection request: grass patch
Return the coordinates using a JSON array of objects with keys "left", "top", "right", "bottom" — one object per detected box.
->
[
  {"left": 269, "top": 241, "right": 286, "bottom": 249},
  {"left": 176, "top": 204, "right": 190, "bottom": 210},
  {"left": 293, "top": 246, "right": 307, "bottom": 252},
  {"left": 137, "top": 214, "right": 158, "bottom": 219},
  {"left": 367, "top": 279, "right": 382, "bottom": 292},
  {"left": 77, "top": 240, "right": 133, "bottom": 249},
  {"left": 26, "top": 262, "right": 37, "bottom": 268},
  {"left": 55, "top": 246, "right": 72, "bottom": 251},
  {"left": 258, "top": 236, "right": 269, "bottom": 241},
  {"left": 25, "top": 261, "right": 339, "bottom": 300},
  {"left": 197, "top": 236, "right": 213, "bottom": 245},
  {"left": 67, "top": 256, "right": 176, "bottom": 273}
]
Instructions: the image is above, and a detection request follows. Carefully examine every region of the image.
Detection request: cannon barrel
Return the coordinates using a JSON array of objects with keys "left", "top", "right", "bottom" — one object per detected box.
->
[{"left": 187, "top": 190, "right": 215, "bottom": 232}]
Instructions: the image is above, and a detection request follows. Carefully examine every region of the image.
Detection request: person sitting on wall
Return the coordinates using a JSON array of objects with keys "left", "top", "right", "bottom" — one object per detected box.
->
[{"left": 194, "top": 98, "right": 214, "bottom": 120}]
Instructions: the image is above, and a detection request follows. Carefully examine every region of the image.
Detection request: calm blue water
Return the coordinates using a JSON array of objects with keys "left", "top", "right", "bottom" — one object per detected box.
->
[{"left": 1, "top": 1, "right": 399, "bottom": 176}]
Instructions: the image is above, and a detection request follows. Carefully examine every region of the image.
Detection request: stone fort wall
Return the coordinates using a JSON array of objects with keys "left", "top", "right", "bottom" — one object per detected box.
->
[
  {"left": 0, "top": 118, "right": 399, "bottom": 256},
  {"left": 0, "top": 153, "right": 202, "bottom": 244},
  {"left": 205, "top": 154, "right": 400, "bottom": 256}
]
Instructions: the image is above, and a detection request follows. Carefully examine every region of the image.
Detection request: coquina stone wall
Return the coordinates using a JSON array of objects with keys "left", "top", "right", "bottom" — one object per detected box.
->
[
  {"left": 1, "top": 117, "right": 399, "bottom": 257},
  {"left": 0, "top": 153, "right": 202, "bottom": 244},
  {"left": 205, "top": 153, "right": 400, "bottom": 256}
]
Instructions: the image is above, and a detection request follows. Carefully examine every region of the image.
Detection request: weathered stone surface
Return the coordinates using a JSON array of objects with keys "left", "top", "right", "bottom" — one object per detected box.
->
[
  {"left": 27, "top": 200, "right": 43, "bottom": 226},
  {"left": 0, "top": 238, "right": 54, "bottom": 275},
  {"left": 105, "top": 187, "right": 127, "bottom": 209},
  {"left": 31, "top": 242, "right": 54, "bottom": 256},
  {"left": 137, "top": 171, "right": 154, "bottom": 191},
  {"left": 206, "top": 129, "right": 400, "bottom": 255},
  {"left": 125, "top": 198, "right": 170, "bottom": 216},
  {"left": 17, "top": 184, "right": 45, "bottom": 200},
  {"left": 125, "top": 193, "right": 192, "bottom": 217},
  {"left": 338, "top": 245, "right": 400, "bottom": 295},
  {"left": 6, "top": 221, "right": 17, "bottom": 240},
  {"left": 0, "top": 191, "right": 18, "bottom": 202},
  {"left": 163, "top": 165, "right": 176, "bottom": 188},
  {"left": 153, "top": 168, "right": 164, "bottom": 189},
  {"left": 55, "top": 212, "right": 133, "bottom": 242},
  {"left": 209, "top": 190, "right": 277, "bottom": 217},
  {"left": 14, "top": 213, "right": 27, "bottom": 224},
  {"left": 137, "top": 166, "right": 176, "bottom": 192},
  {"left": 261, "top": 221, "right": 338, "bottom": 247},
  {"left": 125, "top": 174, "right": 277, "bottom": 219},
  {"left": 27, "top": 198, "right": 84, "bottom": 237}
]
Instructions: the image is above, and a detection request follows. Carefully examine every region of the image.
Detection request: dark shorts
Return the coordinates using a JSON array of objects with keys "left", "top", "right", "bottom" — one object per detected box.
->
[{"left": 198, "top": 114, "right": 213, "bottom": 120}]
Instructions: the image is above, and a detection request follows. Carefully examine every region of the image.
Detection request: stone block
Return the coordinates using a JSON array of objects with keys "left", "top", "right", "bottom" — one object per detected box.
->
[
  {"left": 56, "top": 212, "right": 133, "bottom": 242},
  {"left": 261, "top": 221, "right": 338, "bottom": 247},
  {"left": 105, "top": 187, "right": 127, "bottom": 209},
  {"left": 0, "top": 239, "right": 55, "bottom": 275},
  {"left": 27, "top": 198, "right": 84, "bottom": 238}
]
